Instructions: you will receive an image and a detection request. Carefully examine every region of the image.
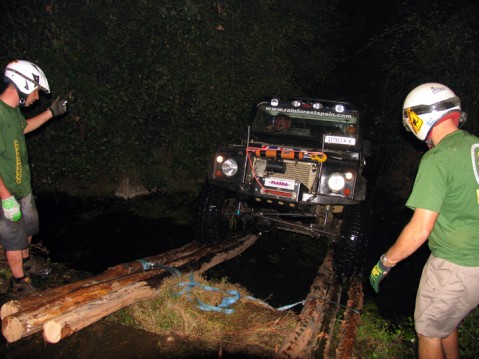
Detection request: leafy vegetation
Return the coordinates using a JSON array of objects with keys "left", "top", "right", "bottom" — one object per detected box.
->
[
  {"left": 1, "top": 1, "right": 478, "bottom": 196},
  {"left": 0, "top": 0, "right": 340, "bottom": 195},
  {"left": 459, "top": 307, "right": 479, "bottom": 359}
]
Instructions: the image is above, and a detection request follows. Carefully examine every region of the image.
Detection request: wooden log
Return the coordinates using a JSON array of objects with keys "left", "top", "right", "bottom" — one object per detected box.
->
[
  {"left": 2, "top": 234, "right": 259, "bottom": 343},
  {"left": 315, "top": 277, "right": 342, "bottom": 357},
  {"left": 2, "top": 268, "right": 168, "bottom": 343},
  {"left": 1, "top": 240, "right": 204, "bottom": 319},
  {"left": 42, "top": 233, "right": 260, "bottom": 344},
  {"left": 2, "top": 243, "right": 209, "bottom": 343},
  {"left": 335, "top": 275, "right": 363, "bottom": 359},
  {"left": 43, "top": 280, "right": 160, "bottom": 343},
  {"left": 274, "top": 249, "right": 341, "bottom": 359}
]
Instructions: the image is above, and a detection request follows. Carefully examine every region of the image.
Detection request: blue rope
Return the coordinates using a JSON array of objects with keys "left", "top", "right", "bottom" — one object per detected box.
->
[
  {"left": 135, "top": 261, "right": 308, "bottom": 314},
  {"left": 176, "top": 273, "right": 305, "bottom": 314},
  {"left": 136, "top": 259, "right": 182, "bottom": 277}
]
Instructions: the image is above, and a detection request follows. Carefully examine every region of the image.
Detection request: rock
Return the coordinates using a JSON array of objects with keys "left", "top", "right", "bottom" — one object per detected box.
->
[{"left": 114, "top": 177, "right": 151, "bottom": 200}]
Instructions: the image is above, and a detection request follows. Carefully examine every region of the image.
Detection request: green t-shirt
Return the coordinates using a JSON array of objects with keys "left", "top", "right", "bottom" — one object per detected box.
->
[
  {"left": 0, "top": 100, "right": 32, "bottom": 198},
  {"left": 406, "top": 130, "right": 479, "bottom": 266}
]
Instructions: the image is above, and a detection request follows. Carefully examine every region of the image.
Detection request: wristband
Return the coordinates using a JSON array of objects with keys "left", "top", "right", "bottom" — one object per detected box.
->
[{"left": 380, "top": 253, "right": 396, "bottom": 267}]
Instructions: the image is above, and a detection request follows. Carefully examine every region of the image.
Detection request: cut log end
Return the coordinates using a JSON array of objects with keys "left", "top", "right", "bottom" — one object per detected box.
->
[
  {"left": 0, "top": 300, "right": 20, "bottom": 320},
  {"left": 43, "top": 320, "right": 64, "bottom": 344},
  {"left": 2, "top": 316, "right": 23, "bottom": 343}
]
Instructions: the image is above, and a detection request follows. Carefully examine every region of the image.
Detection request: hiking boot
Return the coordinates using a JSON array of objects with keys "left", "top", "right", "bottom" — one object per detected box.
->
[
  {"left": 8, "top": 276, "right": 38, "bottom": 297},
  {"left": 24, "top": 255, "right": 52, "bottom": 277}
]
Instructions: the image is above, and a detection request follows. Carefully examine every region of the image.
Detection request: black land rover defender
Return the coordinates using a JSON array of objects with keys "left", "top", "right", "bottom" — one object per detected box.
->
[{"left": 195, "top": 96, "right": 371, "bottom": 277}]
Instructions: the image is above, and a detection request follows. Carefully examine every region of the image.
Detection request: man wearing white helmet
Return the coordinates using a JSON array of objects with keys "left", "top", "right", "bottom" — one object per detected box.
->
[
  {"left": 0, "top": 59, "right": 67, "bottom": 296},
  {"left": 369, "top": 83, "right": 479, "bottom": 358}
]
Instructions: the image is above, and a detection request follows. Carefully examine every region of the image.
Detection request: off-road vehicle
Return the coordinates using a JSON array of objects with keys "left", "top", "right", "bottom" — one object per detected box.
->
[{"left": 195, "top": 96, "right": 371, "bottom": 277}]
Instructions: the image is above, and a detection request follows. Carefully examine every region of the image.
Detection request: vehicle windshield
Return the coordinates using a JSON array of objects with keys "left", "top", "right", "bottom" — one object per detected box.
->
[{"left": 252, "top": 104, "right": 358, "bottom": 143}]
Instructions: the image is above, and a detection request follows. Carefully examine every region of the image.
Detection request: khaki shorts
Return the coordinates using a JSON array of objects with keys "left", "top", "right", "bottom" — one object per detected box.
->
[
  {"left": 414, "top": 255, "right": 479, "bottom": 338},
  {"left": 0, "top": 193, "right": 39, "bottom": 251}
]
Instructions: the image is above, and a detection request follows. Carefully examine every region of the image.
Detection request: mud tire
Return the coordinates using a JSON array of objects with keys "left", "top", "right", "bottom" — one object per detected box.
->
[
  {"left": 194, "top": 183, "right": 236, "bottom": 245},
  {"left": 333, "top": 202, "right": 371, "bottom": 278}
]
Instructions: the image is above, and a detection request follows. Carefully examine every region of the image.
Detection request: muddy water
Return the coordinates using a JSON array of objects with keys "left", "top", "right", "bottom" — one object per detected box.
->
[{"left": 0, "top": 193, "right": 328, "bottom": 358}]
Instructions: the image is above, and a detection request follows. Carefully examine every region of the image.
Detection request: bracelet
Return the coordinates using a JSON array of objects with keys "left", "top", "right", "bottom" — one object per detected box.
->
[{"left": 380, "top": 253, "right": 396, "bottom": 267}]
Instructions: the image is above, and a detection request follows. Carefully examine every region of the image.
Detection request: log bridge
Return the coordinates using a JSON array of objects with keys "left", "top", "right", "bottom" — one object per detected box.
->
[{"left": 1, "top": 235, "right": 363, "bottom": 358}]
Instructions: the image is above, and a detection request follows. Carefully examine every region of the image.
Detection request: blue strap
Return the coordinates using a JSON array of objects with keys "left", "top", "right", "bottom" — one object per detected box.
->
[
  {"left": 176, "top": 274, "right": 240, "bottom": 314},
  {"left": 136, "top": 259, "right": 181, "bottom": 277},
  {"left": 176, "top": 274, "right": 303, "bottom": 314},
  {"left": 276, "top": 300, "right": 305, "bottom": 311}
]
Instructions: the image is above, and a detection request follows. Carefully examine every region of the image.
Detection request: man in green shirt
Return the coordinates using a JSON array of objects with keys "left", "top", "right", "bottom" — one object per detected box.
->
[
  {"left": 0, "top": 60, "right": 67, "bottom": 296},
  {"left": 369, "top": 83, "right": 479, "bottom": 358}
]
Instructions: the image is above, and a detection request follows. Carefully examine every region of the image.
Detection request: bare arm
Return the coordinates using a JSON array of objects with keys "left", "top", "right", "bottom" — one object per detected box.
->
[
  {"left": 0, "top": 176, "right": 12, "bottom": 200},
  {"left": 384, "top": 208, "right": 438, "bottom": 266},
  {"left": 24, "top": 109, "right": 54, "bottom": 134}
]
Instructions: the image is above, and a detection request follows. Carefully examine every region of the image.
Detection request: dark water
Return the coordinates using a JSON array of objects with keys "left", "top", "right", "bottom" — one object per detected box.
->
[{"left": 32, "top": 192, "right": 326, "bottom": 308}]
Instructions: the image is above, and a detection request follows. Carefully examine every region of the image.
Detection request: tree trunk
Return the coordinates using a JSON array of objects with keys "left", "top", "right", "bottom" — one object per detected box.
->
[
  {"left": 335, "top": 275, "right": 363, "bottom": 358},
  {"left": 0, "top": 240, "right": 204, "bottom": 319},
  {"left": 274, "top": 249, "right": 341, "bottom": 359},
  {"left": 43, "top": 280, "right": 160, "bottom": 343},
  {"left": 43, "top": 234, "right": 259, "bottom": 344},
  {"left": 2, "top": 234, "right": 259, "bottom": 343}
]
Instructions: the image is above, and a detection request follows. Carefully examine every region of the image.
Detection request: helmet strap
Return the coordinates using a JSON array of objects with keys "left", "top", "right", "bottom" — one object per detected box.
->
[{"left": 425, "top": 110, "right": 461, "bottom": 148}]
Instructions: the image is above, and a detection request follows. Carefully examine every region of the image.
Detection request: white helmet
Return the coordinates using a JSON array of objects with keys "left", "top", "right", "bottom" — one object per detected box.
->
[
  {"left": 4, "top": 60, "right": 50, "bottom": 105},
  {"left": 402, "top": 83, "right": 466, "bottom": 143}
]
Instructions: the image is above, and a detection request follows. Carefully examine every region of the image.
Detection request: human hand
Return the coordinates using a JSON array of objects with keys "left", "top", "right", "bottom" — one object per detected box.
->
[
  {"left": 369, "top": 257, "right": 393, "bottom": 293},
  {"left": 1, "top": 196, "right": 22, "bottom": 222},
  {"left": 49, "top": 96, "right": 68, "bottom": 117}
]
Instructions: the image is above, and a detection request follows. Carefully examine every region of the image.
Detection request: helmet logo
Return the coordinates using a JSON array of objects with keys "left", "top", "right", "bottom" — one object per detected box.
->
[
  {"left": 406, "top": 108, "right": 423, "bottom": 134},
  {"left": 430, "top": 85, "right": 446, "bottom": 94}
]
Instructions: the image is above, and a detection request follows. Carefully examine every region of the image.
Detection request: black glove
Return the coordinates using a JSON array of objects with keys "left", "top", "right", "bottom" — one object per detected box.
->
[{"left": 49, "top": 96, "right": 68, "bottom": 117}]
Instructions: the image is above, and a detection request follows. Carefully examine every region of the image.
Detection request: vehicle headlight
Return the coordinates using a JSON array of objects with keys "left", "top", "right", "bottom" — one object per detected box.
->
[
  {"left": 327, "top": 172, "right": 345, "bottom": 192},
  {"left": 222, "top": 158, "right": 238, "bottom": 177}
]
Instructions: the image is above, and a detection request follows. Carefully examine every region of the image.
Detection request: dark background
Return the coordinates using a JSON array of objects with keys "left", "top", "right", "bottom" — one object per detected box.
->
[
  {"left": 1, "top": 0, "right": 479, "bottom": 328},
  {"left": 1, "top": 0, "right": 478, "bottom": 197}
]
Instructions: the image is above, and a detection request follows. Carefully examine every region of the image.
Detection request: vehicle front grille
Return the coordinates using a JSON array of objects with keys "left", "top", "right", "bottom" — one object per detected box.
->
[{"left": 252, "top": 158, "right": 317, "bottom": 190}]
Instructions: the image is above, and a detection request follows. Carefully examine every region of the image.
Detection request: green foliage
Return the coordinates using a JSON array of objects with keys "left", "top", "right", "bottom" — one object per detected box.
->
[
  {"left": 0, "top": 0, "right": 340, "bottom": 194},
  {"left": 377, "top": 1, "right": 479, "bottom": 136},
  {"left": 355, "top": 310, "right": 416, "bottom": 358},
  {"left": 459, "top": 307, "right": 479, "bottom": 359}
]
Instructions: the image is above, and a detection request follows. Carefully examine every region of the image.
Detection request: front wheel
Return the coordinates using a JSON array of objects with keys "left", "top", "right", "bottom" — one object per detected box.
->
[
  {"left": 194, "top": 183, "right": 239, "bottom": 245},
  {"left": 333, "top": 202, "right": 371, "bottom": 278}
]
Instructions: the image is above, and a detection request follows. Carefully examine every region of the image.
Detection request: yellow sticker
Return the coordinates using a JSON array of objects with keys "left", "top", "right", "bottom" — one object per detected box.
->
[{"left": 406, "top": 108, "right": 423, "bottom": 134}]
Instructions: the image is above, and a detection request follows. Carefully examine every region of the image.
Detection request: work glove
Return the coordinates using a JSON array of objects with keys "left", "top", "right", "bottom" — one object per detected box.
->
[
  {"left": 369, "top": 255, "right": 394, "bottom": 293},
  {"left": 1, "top": 196, "right": 22, "bottom": 222},
  {"left": 49, "top": 96, "right": 68, "bottom": 117}
]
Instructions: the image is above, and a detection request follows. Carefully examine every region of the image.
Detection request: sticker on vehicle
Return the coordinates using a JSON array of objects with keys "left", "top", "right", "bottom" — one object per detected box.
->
[{"left": 264, "top": 177, "right": 296, "bottom": 190}]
